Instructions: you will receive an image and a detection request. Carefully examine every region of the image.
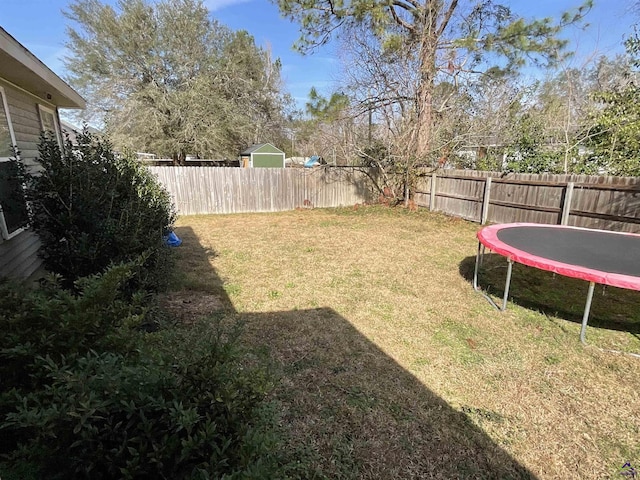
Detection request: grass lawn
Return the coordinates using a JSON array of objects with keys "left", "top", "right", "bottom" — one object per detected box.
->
[{"left": 170, "top": 206, "right": 640, "bottom": 479}]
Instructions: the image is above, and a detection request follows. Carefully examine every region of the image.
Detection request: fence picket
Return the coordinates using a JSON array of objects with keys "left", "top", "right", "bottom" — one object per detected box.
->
[
  {"left": 415, "top": 169, "right": 640, "bottom": 232},
  {"left": 150, "top": 166, "right": 640, "bottom": 232},
  {"left": 148, "top": 166, "right": 376, "bottom": 215}
]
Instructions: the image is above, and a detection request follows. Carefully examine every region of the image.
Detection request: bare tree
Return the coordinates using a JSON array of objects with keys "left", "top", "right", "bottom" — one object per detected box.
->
[{"left": 276, "top": 0, "right": 591, "bottom": 166}]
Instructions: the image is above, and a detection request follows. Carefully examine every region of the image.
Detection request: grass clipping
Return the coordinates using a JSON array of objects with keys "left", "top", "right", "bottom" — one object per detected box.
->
[{"left": 172, "top": 206, "right": 640, "bottom": 480}]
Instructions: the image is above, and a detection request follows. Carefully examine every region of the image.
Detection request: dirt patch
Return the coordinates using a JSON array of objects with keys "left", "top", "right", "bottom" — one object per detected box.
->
[{"left": 159, "top": 291, "right": 225, "bottom": 323}]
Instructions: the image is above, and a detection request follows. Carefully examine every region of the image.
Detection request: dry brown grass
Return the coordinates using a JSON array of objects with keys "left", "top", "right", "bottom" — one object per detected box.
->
[{"left": 171, "top": 206, "right": 640, "bottom": 479}]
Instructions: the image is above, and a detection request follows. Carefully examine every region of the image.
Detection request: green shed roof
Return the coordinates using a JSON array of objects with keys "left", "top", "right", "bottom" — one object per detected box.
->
[{"left": 240, "top": 143, "right": 283, "bottom": 155}]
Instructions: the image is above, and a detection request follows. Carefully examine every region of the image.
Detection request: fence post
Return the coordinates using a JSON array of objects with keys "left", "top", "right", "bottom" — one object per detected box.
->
[
  {"left": 481, "top": 176, "right": 492, "bottom": 224},
  {"left": 561, "top": 182, "right": 574, "bottom": 225},
  {"left": 430, "top": 173, "right": 437, "bottom": 211}
]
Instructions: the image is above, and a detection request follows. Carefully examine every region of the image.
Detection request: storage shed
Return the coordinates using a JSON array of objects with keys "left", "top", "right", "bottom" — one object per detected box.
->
[{"left": 239, "top": 143, "right": 285, "bottom": 168}]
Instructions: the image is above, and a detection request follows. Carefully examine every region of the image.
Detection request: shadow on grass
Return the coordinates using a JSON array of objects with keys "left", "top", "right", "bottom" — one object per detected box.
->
[
  {"left": 172, "top": 225, "right": 536, "bottom": 479},
  {"left": 459, "top": 253, "right": 640, "bottom": 336},
  {"left": 172, "top": 226, "right": 234, "bottom": 311},
  {"left": 241, "top": 308, "right": 535, "bottom": 479}
]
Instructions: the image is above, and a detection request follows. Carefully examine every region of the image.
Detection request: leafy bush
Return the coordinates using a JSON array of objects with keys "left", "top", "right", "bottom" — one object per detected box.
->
[
  {"left": 20, "top": 130, "right": 175, "bottom": 291},
  {"left": 0, "top": 268, "right": 280, "bottom": 479},
  {"left": 3, "top": 329, "right": 277, "bottom": 479},
  {"left": 0, "top": 263, "right": 151, "bottom": 454},
  {"left": 503, "top": 113, "right": 563, "bottom": 174}
]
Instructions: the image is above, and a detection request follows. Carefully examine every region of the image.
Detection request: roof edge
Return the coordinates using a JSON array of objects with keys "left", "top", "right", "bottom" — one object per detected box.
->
[{"left": 0, "top": 27, "right": 85, "bottom": 109}]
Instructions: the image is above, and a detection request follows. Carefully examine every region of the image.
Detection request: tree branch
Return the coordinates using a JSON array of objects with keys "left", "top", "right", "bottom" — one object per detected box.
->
[
  {"left": 437, "top": 0, "right": 459, "bottom": 38},
  {"left": 388, "top": 4, "right": 414, "bottom": 32}
]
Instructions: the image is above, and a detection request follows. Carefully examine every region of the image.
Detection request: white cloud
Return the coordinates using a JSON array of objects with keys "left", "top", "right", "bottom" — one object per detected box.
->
[
  {"left": 24, "top": 44, "right": 70, "bottom": 77},
  {"left": 203, "top": 0, "right": 252, "bottom": 12},
  {"left": 48, "top": 47, "right": 72, "bottom": 76}
]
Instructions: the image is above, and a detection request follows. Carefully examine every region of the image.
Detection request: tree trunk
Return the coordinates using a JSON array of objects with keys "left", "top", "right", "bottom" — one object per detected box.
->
[
  {"left": 399, "top": 15, "right": 438, "bottom": 205},
  {"left": 415, "top": 67, "right": 434, "bottom": 160},
  {"left": 415, "top": 18, "right": 438, "bottom": 161}
]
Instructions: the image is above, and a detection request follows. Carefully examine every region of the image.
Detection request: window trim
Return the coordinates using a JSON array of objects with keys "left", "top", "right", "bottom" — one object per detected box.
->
[
  {"left": 0, "top": 204, "right": 24, "bottom": 240},
  {"left": 0, "top": 86, "right": 26, "bottom": 240},
  {"left": 0, "top": 86, "right": 18, "bottom": 161},
  {"left": 38, "top": 103, "right": 62, "bottom": 148}
]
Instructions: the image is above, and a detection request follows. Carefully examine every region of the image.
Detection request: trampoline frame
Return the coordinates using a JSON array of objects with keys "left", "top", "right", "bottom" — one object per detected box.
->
[{"left": 472, "top": 222, "right": 640, "bottom": 345}]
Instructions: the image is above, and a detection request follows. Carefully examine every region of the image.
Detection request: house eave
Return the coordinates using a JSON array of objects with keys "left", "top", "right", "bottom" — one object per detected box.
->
[{"left": 0, "top": 28, "right": 85, "bottom": 109}]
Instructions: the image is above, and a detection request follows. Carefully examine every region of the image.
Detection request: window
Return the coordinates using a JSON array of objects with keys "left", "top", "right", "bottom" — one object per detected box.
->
[
  {"left": 0, "top": 86, "right": 28, "bottom": 240},
  {"left": 38, "top": 104, "right": 62, "bottom": 147}
]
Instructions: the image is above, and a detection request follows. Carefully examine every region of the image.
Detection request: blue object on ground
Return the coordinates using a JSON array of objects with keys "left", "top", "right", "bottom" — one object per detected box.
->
[{"left": 164, "top": 231, "right": 182, "bottom": 247}]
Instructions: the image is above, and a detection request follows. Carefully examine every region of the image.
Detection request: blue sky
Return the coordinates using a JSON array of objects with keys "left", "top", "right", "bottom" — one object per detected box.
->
[{"left": 0, "top": 0, "right": 637, "bottom": 112}]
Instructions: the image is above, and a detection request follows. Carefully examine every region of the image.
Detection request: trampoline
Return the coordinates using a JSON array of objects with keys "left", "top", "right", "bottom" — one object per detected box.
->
[{"left": 473, "top": 223, "right": 640, "bottom": 344}]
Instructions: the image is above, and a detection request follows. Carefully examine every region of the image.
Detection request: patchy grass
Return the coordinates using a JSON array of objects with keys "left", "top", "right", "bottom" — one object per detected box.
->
[{"left": 171, "top": 206, "right": 640, "bottom": 479}]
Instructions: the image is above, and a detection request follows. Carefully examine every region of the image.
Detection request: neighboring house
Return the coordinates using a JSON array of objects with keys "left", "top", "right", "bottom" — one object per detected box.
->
[
  {"left": 454, "top": 143, "right": 508, "bottom": 170},
  {"left": 285, "top": 156, "right": 307, "bottom": 167},
  {"left": 0, "top": 27, "right": 85, "bottom": 280},
  {"left": 60, "top": 119, "right": 100, "bottom": 144},
  {"left": 239, "top": 143, "right": 285, "bottom": 168}
]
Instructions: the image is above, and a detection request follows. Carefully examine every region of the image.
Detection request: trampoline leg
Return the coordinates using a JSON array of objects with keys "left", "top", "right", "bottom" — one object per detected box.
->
[
  {"left": 580, "top": 282, "right": 596, "bottom": 344},
  {"left": 502, "top": 259, "right": 513, "bottom": 311},
  {"left": 474, "top": 243, "right": 513, "bottom": 312},
  {"left": 473, "top": 242, "right": 482, "bottom": 292}
]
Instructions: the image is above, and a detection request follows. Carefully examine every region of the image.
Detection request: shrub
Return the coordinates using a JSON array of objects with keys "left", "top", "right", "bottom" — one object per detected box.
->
[
  {"left": 0, "top": 269, "right": 281, "bottom": 479},
  {"left": 0, "top": 263, "right": 146, "bottom": 385},
  {"left": 21, "top": 130, "right": 176, "bottom": 291},
  {"left": 3, "top": 330, "right": 277, "bottom": 479},
  {"left": 0, "top": 262, "right": 150, "bottom": 453}
]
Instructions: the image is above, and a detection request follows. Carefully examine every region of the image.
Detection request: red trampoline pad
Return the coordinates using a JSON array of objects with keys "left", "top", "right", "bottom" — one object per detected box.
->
[{"left": 477, "top": 223, "right": 640, "bottom": 291}]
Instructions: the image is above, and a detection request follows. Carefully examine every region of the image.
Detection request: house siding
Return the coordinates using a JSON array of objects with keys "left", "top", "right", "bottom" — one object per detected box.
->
[
  {"left": 1, "top": 78, "right": 52, "bottom": 169},
  {"left": 0, "top": 78, "right": 53, "bottom": 279}
]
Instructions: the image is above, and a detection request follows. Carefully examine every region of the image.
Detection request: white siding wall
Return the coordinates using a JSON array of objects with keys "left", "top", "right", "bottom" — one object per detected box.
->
[{"left": 0, "top": 78, "right": 56, "bottom": 279}]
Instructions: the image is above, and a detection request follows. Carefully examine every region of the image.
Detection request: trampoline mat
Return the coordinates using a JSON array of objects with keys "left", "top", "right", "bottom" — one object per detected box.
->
[{"left": 496, "top": 226, "right": 640, "bottom": 278}]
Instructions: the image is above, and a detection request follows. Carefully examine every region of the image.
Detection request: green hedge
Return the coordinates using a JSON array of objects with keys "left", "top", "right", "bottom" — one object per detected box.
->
[
  {"left": 20, "top": 130, "right": 175, "bottom": 291},
  {"left": 0, "top": 266, "right": 280, "bottom": 479}
]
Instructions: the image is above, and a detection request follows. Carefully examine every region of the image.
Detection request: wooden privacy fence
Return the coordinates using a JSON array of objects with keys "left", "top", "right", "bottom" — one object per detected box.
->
[
  {"left": 148, "top": 166, "right": 377, "bottom": 215},
  {"left": 415, "top": 169, "right": 640, "bottom": 232}
]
